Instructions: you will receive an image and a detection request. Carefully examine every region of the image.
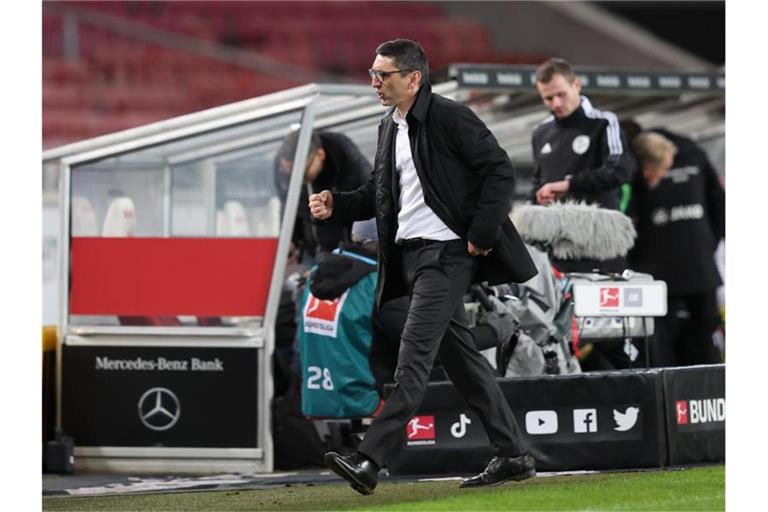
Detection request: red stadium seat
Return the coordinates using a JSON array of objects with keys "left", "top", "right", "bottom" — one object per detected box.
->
[{"left": 42, "top": 1, "right": 529, "bottom": 146}]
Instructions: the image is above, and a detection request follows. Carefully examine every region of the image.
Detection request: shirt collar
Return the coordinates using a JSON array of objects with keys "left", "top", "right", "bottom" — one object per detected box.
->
[
  {"left": 392, "top": 107, "right": 407, "bottom": 126},
  {"left": 557, "top": 95, "right": 589, "bottom": 125}
]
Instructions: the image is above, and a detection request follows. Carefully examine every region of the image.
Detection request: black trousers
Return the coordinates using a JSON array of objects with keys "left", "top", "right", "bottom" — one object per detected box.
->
[
  {"left": 369, "top": 295, "right": 409, "bottom": 394},
  {"left": 357, "top": 239, "right": 527, "bottom": 467}
]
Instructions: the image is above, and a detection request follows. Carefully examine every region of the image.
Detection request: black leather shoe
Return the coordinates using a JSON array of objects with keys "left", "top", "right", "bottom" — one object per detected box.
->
[
  {"left": 324, "top": 451, "right": 379, "bottom": 495},
  {"left": 459, "top": 453, "right": 536, "bottom": 488}
]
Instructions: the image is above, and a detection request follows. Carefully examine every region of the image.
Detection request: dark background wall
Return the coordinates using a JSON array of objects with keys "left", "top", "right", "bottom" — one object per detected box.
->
[{"left": 597, "top": 1, "right": 724, "bottom": 65}]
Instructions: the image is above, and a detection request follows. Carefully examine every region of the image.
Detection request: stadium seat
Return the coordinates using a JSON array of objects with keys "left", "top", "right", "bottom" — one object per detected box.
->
[
  {"left": 42, "top": 0, "right": 515, "bottom": 146},
  {"left": 215, "top": 209, "right": 228, "bottom": 236},
  {"left": 251, "top": 197, "right": 281, "bottom": 237},
  {"left": 71, "top": 196, "right": 99, "bottom": 236},
  {"left": 97, "top": 196, "right": 184, "bottom": 326},
  {"left": 222, "top": 200, "right": 251, "bottom": 237},
  {"left": 102, "top": 197, "right": 136, "bottom": 237}
]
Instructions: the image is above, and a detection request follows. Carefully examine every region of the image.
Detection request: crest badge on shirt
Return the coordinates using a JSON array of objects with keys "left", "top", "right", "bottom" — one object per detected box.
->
[
  {"left": 572, "top": 135, "right": 590, "bottom": 155},
  {"left": 541, "top": 142, "right": 552, "bottom": 154}
]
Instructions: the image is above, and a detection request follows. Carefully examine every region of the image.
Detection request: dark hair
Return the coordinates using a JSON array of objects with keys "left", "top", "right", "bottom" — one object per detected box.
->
[
  {"left": 275, "top": 129, "right": 322, "bottom": 164},
  {"left": 535, "top": 57, "right": 576, "bottom": 84},
  {"left": 375, "top": 38, "right": 429, "bottom": 85}
]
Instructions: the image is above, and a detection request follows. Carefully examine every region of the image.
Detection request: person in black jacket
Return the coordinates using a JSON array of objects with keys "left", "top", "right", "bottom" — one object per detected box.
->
[
  {"left": 309, "top": 39, "right": 538, "bottom": 494},
  {"left": 531, "top": 58, "right": 635, "bottom": 210},
  {"left": 275, "top": 130, "right": 372, "bottom": 262},
  {"left": 628, "top": 130, "right": 724, "bottom": 366}
]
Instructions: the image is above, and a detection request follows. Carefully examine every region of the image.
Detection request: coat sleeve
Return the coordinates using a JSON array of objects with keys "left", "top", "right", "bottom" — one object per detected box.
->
[
  {"left": 329, "top": 163, "right": 377, "bottom": 225},
  {"left": 448, "top": 104, "right": 516, "bottom": 249},
  {"left": 530, "top": 132, "right": 543, "bottom": 204},
  {"left": 568, "top": 117, "right": 636, "bottom": 193}
]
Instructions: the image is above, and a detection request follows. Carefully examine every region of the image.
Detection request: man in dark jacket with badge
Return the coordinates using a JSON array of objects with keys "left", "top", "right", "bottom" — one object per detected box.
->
[
  {"left": 531, "top": 58, "right": 635, "bottom": 210},
  {"left": 309, "top": 39, "right": 537, "bottom": 494},
  {"left": 628, "top": 130, "right": 724, "bottom": 366}
]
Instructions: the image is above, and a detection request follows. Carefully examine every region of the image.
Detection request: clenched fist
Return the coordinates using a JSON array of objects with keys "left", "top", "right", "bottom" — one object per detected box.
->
[{"left": 309, "top": 190, "right": 333, "bottom": 220}]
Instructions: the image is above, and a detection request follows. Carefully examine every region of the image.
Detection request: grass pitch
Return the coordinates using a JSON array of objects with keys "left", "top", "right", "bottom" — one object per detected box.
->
[{"left": 43, "top": 464, "right": 723, "bottom": 511}]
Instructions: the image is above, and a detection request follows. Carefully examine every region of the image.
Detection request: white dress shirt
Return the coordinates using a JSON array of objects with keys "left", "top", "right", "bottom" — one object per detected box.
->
[{"left": 392, "top": 108, "right": 459, "bottom": 243}]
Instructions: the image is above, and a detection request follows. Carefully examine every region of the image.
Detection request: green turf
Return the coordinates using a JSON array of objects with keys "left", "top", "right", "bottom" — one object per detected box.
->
[{"left": 42, "top": 465, "right": 724, "bottom": 511}]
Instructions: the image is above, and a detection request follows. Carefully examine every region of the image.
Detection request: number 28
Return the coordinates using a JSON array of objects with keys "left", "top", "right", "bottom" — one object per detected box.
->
[{"left": 306, "top": 366, "right": 334, "bottom": 390}]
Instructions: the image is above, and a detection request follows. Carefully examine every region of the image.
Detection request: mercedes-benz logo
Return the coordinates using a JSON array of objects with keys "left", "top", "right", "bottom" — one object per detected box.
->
[{"left": 138, "top": 387, "right": 181, "bottom": 431}]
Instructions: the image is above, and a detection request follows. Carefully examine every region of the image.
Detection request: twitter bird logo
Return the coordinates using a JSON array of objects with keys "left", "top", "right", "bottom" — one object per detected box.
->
[{"left": 613, "top": 407, "right": 640, "bottom": 431}]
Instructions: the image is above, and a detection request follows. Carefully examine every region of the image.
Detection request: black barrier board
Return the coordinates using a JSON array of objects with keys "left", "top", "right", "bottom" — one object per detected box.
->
[
  {"left": 387, "top": 370, "right": 666, "bottom": 474},
  {"left": 62, "top": 345, "right": 259, "bottom": 448},
  {"left": 663, "top": 365, "right": 725, "bottom": 465}
]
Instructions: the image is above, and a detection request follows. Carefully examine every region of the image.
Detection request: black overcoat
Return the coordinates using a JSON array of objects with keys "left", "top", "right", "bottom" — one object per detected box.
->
[{"left": 330, "top": 83, "right": 537, "bottom": 305}]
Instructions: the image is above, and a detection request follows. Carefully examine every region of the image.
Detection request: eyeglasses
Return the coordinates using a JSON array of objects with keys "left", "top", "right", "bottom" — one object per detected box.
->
[{"left": 368, "top": 68, "right": 413, "bottom": 81}]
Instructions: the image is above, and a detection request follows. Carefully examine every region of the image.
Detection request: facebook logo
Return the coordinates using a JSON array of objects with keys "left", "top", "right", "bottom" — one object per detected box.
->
[{"left": 573, "top": 408, "right": 598, "bottom": 433}]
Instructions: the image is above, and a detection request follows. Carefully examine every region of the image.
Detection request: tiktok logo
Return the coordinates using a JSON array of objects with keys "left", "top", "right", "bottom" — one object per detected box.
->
[{"left": 450, "top": 413, "right": 472, "bottom": 438}]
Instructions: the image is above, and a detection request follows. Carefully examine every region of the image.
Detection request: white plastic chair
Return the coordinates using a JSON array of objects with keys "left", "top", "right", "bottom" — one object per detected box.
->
[
  {"left": 71, "top": 196, "right": 99, "bottom": 236},
  {"left": 222, "top": 200, "right": 250, "bottom": 237},
  {"left": 102, "top": 197, "right": 136, "bottom": 237}
]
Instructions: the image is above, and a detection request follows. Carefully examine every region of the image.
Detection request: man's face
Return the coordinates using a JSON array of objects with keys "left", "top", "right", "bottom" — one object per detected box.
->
[
  {"left": 536, "top": 73, "right": 582, "bottom": 119},
  {"left": 370, "top": 54, "right": 417, "bottom": 109}
]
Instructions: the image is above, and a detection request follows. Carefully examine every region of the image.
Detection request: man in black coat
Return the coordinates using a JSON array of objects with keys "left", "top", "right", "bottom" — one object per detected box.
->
[
  {"left": 309, "top": 39, "right": 538, "bottom": 494},
  {"left": 628, "top": 130, "right": 724, "bottom": 366},
  {"left": 275, "top": 130, "right": 372, "bottom": 261}
]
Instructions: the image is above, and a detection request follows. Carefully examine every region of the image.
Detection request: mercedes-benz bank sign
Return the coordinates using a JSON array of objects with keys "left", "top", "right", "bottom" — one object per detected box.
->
[
  {"left": 62, "top": 346, "right": 259, "bottom": 448},
  {"left": 95, "top": 356, "right": 224, "bottom": 371}
]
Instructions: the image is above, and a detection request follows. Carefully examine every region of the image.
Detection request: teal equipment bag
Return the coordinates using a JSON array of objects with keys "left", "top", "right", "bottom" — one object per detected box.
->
[{"left": 299, "top": 250, "right": 380, "bottom": 418}]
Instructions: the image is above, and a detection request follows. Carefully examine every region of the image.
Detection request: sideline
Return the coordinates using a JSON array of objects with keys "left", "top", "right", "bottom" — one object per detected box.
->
[{"left": 43, "top": 468, "right": 605, "bottom": 498}]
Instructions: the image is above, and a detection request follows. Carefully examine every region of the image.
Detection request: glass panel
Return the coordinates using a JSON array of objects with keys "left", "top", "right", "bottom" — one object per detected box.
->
[
  {"left": 71, "top": 164, "right": 164, "bottom": 237},
  {"left": 170, "top": 142, "right": 283, "bottom": 238},
  {"left": 68, "top": 108, "right": 306, "bottom": 327}
]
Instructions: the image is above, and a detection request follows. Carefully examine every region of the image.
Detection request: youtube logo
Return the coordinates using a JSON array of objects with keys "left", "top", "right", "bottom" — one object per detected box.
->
[{"left": 525, "top": 410, "right": 558, "bottom": 435}]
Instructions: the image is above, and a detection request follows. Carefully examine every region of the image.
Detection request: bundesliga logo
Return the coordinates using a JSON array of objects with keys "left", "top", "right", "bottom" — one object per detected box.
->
[
  {"left": 675, "top": 398, "right": 725, "bottom": 426},
  {"left": 303, "top": 290, "right": 349, "bottom": 338},
  {"left": 599, "top": 287, "right": 619, "bottom": 307},
  {"left": 406, "top": 415, "right": 436, "bottom": 446}
]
